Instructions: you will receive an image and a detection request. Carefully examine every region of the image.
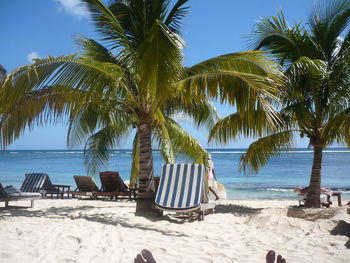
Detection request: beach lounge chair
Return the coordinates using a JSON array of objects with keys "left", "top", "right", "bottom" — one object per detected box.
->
[
  {"left": 97, "top": 171, "right": 138, "bottom": 200},
  {"left": 21, "top": 173, "right": 70, "bottom": 198},
  {"left": 297, "top": 191, "right": 342, "bottom": 207},
  {"left": 0, "top": 183, "right": 41, "bottom": 208},
  {"left": 69, "top": 176, "right": 100, "bottom": 198},
  {"left": 155, "top": 164, "right": 215, "bottom": 221},
  {"left": 298, "top": 193, "right": 332, "bottom": 207}
]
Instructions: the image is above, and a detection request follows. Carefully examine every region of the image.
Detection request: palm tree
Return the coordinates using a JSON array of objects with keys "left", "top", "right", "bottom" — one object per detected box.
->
[
  {"left": 210, "top": 0, "right": 350, "bottom": 208},
  {"left": 0, "top": 65, "right": 6, "bottom": 86},
  {"left": 0, "top": 0, "right": 283, "bottom": 213}
]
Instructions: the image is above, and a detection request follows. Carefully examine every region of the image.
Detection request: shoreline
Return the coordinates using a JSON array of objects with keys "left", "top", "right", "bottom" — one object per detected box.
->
[{"left": 1, "top": 199, "right": 349, "bottom": 262}]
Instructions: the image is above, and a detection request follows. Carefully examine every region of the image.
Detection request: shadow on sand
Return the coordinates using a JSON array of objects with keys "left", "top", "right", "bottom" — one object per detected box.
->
[
  {"left": 214, "top": 204, "right": 262, "bottom": 216},
  {"left": 330, "top": 220, "right": 350, "bottom": 249},
  {"left": 0, "top": 204, "right": 190, "bottom": 238}
]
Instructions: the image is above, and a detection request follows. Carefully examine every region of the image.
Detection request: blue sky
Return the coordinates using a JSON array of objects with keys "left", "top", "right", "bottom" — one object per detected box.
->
[{"left": 1, "top": 0, "right": 315, "bottom": 149}]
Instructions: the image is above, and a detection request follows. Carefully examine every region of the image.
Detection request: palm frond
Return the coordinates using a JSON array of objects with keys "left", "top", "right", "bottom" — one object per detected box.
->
[
  {"left": 0, "top": 86, "right": 77, "bottom": 148},
  {"left": 83, "top": 124, "right": 131, "bottom": 174},
  {"left": 136, "top": 20, "right": 183, "bottom": 107},
  {"left": 182, "top": 51, "right": 284, "bottom": 105},
  {"left": 2, "top": 56, "right": 125, "bottom": 99},
  {"left": 67, "top": 100, "right": 132, "bottom": 148},
  {"left": 163, "top": 117, "right": 208, "bottom": 164},
  {"left": 209, "top": 110, "right": 283, "bottom": 144},
  {"left": 165, "top": 94, "right": 219, "bottom": 129},
  {"left": 310, "top": 0, "right": 350, "bottom": 59},
  {"left": 322, "top": 113, "right": 350, "bottom": 146},
  {"left": 81, "top": 0, "right": 127, "bottom": 50},
  {"left": 164, "top": 0, "right": 189, "bottom": 34},
  {"left": 248, "top": 11, "right": 313, "bottom": 64},
  {"left": 240, "top": 130, "right": 295, "bottom": 174},
  {"left": 76, "top": 35, "right": 120, "bottom": 64},
  {"left": 181, "top": 51, "right": 283, "bottom": 128}
]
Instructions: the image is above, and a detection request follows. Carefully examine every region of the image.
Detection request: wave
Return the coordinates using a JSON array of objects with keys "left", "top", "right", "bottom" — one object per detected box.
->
[
  {"left": 208, "top": 151, "right": 245, "bottom": 154},
  {"left": 265, "top": 188, "right": 295, "bottom": 192},
  {"left": 28, "top": 151, "right": 84, "bottom": 154},
  {"left": 46, "top": 151, "right": 84, "bottom": 154},
  {"left": 8, "top": 151, "right": 85, "bottom": 154},
  {"left": 225, "top": 186, "right": 350, "bottom": 193},
  {"left": 207, "top": 150, "right": 350, "bottom": 154}
]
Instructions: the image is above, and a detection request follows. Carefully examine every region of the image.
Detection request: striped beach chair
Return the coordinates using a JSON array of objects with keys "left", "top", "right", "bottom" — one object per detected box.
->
[
  {"left": 20, "top": 173, "right": 47, "bottom": 193},
  {"left": 0, "top": 183, "right": 41, "bottom": 208},
  {"left": 155, "top": 164, "right": 215, "bottom": 221},
  {"left": 21, "top": 173, "right": 70, "bottom": 198}
]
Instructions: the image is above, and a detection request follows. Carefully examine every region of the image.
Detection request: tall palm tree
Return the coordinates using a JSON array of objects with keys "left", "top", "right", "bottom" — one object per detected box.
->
[
  {"left": 210, "top": 0, "right": 350, "bottom": 208},
  {"left": 0, "top": 0, "right": 283, "bottom": 213}
]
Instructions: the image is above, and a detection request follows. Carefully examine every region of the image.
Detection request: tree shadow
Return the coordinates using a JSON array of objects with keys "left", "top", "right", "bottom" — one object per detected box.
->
[
  {"left": 214, "top": 204, "right": 262, "bottom": 216},
  {"left": 0, "top": 205, "right": 190, "bottom": 238},
  {"left": 330, "top": 220, "right": 350, "bottom": 249},
  {"left": 286, "top": 206, "right": 339, "bottom": 221},
  {"left": 0, "top": 205, "right": 105, "bottom": 218}
]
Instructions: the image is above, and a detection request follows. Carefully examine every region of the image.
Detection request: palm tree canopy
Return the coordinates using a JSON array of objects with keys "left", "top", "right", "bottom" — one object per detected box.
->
[
  {"left": 0, "top": 0, "right": 283, "bottom": 183},
  {"left": 210, "top": 0, "right": 350, "bottom": 174}
]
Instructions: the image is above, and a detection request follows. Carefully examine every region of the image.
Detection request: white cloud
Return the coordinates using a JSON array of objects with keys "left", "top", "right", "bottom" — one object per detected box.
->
[
  {"left": 27, "top": 52, "right": 41, "bottom": 63},
  {"left": 56, "top": 0, "right": 88, "bottom": 18}
]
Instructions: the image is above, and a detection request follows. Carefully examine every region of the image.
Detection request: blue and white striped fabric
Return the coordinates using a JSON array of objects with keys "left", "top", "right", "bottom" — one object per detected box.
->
[
  {"left": 155, "top": 164, "right": 204, "bottom": 211},
  {"left": 20, "top": 173, "right": 48, "bottom": 192},
  {"left": 0, "top": 183, "right": 8, "bottom": 198}
]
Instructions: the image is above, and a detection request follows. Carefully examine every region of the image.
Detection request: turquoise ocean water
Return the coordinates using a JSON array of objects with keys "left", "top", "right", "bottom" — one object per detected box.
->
[{"left": 0, "top": 148, "right": 349, "bottom": 200}]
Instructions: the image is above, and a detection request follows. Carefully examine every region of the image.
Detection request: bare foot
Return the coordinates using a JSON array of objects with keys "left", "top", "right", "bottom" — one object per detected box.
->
[
  {"left": 277, "top": 254, "right": 286, "bottom": 263},
  {"left": 266, "top": 250, "right": 275, "bottom": 263},
  {"left": 134, "top": 249, "right": 156, "bottom": 263},
  {"left": 266, "top": 250, "right": 286, "bottom": 263}
]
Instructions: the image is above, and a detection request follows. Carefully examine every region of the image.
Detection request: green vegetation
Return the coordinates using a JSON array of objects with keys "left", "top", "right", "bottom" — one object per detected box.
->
[
  {"left": 210, "top": 0, "right": 350, "bottom": 207},
  {"left": 0, "top": 0, "right": 283, "bottom": 212}
]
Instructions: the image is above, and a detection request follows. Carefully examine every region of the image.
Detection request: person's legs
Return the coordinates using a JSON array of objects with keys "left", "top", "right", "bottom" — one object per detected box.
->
[{"left": 209, "top": 187, "right": 219, "bottom": 201}]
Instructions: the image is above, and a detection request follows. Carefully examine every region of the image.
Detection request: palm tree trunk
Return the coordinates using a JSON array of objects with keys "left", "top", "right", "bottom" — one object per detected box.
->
[
  {"left": 135, "top": 118, "right": 156, "bottom": 214},
  {"left": 305, "top": 138, "right": 323, "bottom": 208}
]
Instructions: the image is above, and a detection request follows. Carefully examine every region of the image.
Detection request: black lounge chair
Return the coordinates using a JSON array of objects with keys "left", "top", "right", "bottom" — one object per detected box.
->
[
  {"left": 97, "top": 171, "right": 138, "bottom": 200},
  {"left": 0, "top": 183, "right": 41, "bottom": 208},
  {"left": 69, "top": 176, "right": 100, "bottom": 198},
  {"left": 21, "top": 173, "right": 70, "bottom": 198}
]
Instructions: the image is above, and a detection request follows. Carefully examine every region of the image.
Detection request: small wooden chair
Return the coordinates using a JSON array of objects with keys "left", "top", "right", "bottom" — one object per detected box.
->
[
  {"left": 97, "top": 171, "right": 138, "bottom": 200},
  {"left": 69, "top": 176, "right": 100, "bottom": 198}
]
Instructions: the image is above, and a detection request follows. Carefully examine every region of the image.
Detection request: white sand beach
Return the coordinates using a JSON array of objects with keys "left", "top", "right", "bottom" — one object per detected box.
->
[{"left": 0, "top": 199, "right": 349, "bottom": 263}]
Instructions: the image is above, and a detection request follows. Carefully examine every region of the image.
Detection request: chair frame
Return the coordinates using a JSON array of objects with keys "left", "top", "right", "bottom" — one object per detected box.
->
[
  {"left": 69, "top": 176, "right": 100, "bottom": 198},
  {"left": 0, "top": 184, "right": 41, "bottom": 208},
  {"left": 155, "top": 164, "right": 215, "bottom": 221},
  {"left": 21, "top": 173, "right": 71, "bottom": 198},
  {"left": 97, "top": 171, "right": 138, "bottom": 201}
]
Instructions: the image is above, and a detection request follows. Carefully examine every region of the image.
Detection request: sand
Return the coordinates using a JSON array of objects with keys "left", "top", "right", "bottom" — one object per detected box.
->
[{"left": 0, "top": 198, "right": 349, "bottom": 263}]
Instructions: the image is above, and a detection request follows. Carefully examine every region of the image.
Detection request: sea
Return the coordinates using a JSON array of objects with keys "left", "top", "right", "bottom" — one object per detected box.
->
[{"left": 0, "top": 148, "right": 349, "bottom": 200}]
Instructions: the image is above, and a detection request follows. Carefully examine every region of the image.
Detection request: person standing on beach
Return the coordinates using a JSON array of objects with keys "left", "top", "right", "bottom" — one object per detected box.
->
[{"left": 206, "top": 154, "right": 220, "bottom": 201}]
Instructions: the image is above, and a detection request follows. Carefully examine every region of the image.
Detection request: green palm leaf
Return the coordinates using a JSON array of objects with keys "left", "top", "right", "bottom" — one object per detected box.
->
[{"left": 240, "top": 130, "right": 296, "bottom": 174}]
